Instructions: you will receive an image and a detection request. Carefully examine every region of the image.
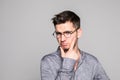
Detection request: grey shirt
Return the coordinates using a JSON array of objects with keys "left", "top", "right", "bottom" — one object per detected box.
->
[{"left": 40, "top": 48, "right": 110, "bottom": 80}]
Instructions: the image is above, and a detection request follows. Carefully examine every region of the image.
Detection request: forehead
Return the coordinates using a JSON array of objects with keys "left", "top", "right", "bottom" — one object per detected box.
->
[{"left": 55, "top": 21, "right": 75, "bottom": 32}]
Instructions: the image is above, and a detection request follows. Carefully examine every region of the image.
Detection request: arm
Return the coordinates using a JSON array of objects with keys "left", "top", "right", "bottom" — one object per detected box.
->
[
  {"left": 56, "top": 58, "right": 75, "bottom": 80},
  {"left": 93, "top": 61, "right": 110, "bottom": 80},
  {"left": 40, "top": 57, "right": 76, "bottom": 80}
]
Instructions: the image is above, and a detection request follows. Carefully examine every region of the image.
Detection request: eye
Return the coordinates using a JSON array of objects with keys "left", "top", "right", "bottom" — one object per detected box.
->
[
  {"left": 55, "top": 32, "right": 62, "bottom": 35},
  {"left": 64, "top": 31, "right": 72, "bottom": 35}
]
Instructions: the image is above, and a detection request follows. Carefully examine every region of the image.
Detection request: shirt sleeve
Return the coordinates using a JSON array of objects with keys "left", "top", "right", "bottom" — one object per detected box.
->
[
  {"left": 40, "top": 57, "right": 76, "bottom": 80},
  {"left": 93, "top": 61, "right": 110, "bottom": 80}
]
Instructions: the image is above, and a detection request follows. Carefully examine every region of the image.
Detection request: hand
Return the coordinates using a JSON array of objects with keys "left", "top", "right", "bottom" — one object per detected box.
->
[{"left": 60, "top": 38, "right": 80, "bottom": 60}]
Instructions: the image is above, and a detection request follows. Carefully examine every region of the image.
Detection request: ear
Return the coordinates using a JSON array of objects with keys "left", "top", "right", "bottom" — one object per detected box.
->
[{"left": 77, "top": 28, "right": 82, "bottom": 38}]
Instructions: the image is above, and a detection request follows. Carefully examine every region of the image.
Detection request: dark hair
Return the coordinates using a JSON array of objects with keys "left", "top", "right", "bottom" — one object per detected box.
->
[{"left": 52, "top": 10, "right": 80, "bottom": 29}]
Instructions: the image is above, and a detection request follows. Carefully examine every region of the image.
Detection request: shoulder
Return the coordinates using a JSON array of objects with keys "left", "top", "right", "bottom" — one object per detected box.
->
[
  {"left": 81, "top": 50, "right": 99, "bottom": 64},
  {"left": 40, "top": 50, "right": 62, "bottom": 68},
  {"left": 41, "top": 50, "right": 61, "bottom": 62}
]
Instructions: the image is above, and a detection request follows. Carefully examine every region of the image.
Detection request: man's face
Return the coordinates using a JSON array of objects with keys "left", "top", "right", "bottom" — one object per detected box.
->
[{"left": 55, "top": 21, "right": 81, "bottom": 51}]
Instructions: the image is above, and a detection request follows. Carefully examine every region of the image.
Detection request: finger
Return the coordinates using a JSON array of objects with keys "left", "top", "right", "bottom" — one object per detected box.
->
[
  {"left": 60, "top": 47, "right": 65, "bottom": 57},
  {"left": 69, "top": 37, "right": 76, "bottom": 51}
]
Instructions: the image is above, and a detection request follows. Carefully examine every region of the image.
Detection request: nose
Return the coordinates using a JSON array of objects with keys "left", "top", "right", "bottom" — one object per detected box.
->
[{"left": 61, "top": 34, "right": 66, "bottom": 41}]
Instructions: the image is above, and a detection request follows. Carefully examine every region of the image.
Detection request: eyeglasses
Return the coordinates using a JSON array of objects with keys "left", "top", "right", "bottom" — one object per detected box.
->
[{"left": 53, "top": 28, "right": 78, "bottom": 38}]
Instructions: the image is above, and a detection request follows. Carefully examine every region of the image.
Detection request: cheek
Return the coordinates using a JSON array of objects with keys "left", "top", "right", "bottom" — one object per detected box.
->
[
  {"left": 70, "top": 36, "right": 78, "bottom": 44},
  {"left": 56, "top": 38, "right": 60, "bottom": 43}
]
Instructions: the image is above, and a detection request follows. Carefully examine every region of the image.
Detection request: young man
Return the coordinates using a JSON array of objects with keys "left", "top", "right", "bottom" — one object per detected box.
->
[{"left": 40, "top": 10, "right": 110, "bottom": 80}]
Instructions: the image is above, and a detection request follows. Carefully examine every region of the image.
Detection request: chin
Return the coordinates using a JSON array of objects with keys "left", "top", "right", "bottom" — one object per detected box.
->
[
  {"left": 62, "top": 47, "right": 69, "bottom": 52},
  {"left": 60, "top": 45, "right": 69, "bottom": 51}
]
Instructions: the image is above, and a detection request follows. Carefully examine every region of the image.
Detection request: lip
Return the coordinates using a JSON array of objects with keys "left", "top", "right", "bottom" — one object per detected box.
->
[{"left": 61, "top": 43, "right": 68, "bottom": 46}]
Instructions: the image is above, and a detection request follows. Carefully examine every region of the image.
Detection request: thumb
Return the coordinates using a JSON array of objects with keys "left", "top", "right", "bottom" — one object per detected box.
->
[{"left": 60, "top": 47, "right": 65, "bottom": 58}]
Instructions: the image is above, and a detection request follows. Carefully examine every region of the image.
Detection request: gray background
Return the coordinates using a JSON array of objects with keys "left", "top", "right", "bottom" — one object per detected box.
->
[{"left": 0, "top": 0, "right": 120, "bottom": 80}]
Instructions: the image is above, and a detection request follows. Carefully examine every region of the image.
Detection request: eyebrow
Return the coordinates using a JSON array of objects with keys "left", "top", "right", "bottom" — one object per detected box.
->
[{"left": 55, "top": 30, "right": 72, "bottom": 33}]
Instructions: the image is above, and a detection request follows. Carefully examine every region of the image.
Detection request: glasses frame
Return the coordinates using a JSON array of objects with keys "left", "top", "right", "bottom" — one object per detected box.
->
[{"left": 53, "top": 28, "right": 79, "bottom": 38}]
